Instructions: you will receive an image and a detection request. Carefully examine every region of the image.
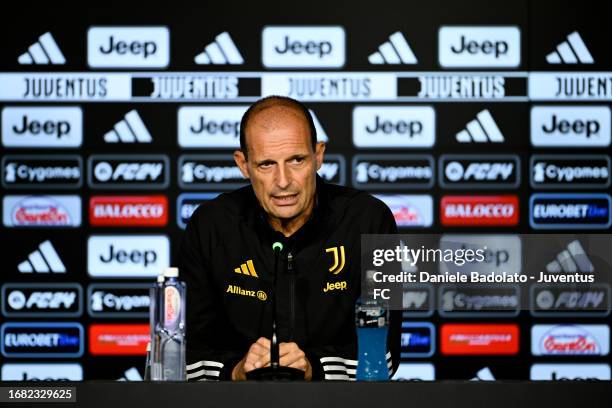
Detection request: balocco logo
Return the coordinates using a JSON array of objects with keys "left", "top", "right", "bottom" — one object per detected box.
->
[
  {"left": 88, "top": 155, "right": 169, "bottom": 189},
  {"left": 89, "top": 196, "right": 168, "bottom": 227},
  {"left": 441, "top": 196, "right": 519, "bottom": 226}
]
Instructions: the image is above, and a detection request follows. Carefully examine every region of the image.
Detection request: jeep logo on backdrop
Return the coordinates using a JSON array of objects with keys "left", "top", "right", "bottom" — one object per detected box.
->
[
  {"left": 352, "top": 106, "right": 436, "bottom": 148},
  {"left": 530, "top": 155, "right": 610, "bottom": 189},
  {"left": 531, "top": 106, "right": 611, "bottom": 147},
  {"left": 87, "top": 26, "right": 169, "bottom": 68},
  {"left": 262, "top": 26, "right": 345, "bottom": 68},
  {"left": 2, "top": 155, "right": 82, "bottom": 189},
  {"left": 439, "top": 235, "right": 522, "bottom": 276},
  {"left": 438, "top": 26, "right": 521, "bottom": 67},
  {"left": 2, "top": 107, "right": 82, "bottom": 148},
  {"left": 177, "top": 106, "right": 247, "bottom": 148},
  {"left": 179, "top": 155, "right": 247, "bottom": 190},
  {"left": 87, "top": 235, "right": 170, "bottom": 278},
  {"left": 352, "top": 155, "right": 434, "bottom": 189},
  {"left": 1, "top": 363, "right": 83, "bottom": 381},
  {"left": 2, "top": 283, "right": 82, "bottom": 318},
  {"left": 530, "top": 364, "right": 611, "bottom": 381},
  {"left": 440, "top": 155, "right": 520, "bottom": 189},
  {"left": 88, "top": 155, "right": 169, "bottom": 189}
]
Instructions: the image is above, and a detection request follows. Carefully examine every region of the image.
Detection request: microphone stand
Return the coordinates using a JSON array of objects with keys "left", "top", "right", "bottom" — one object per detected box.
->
[{"left": 246, "top": 241, "right": 304, "bottom": 381}]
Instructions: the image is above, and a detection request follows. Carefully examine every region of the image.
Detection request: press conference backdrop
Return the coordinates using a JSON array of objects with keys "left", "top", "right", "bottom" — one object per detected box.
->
[{"left": 1, "top": 0, "right": 611, "bottom": 382}]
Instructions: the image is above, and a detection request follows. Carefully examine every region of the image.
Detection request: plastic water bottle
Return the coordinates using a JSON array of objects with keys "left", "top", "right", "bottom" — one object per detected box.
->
[
  {"left": 355, "top": 298, "right": 389, "bottom": 381},
  {"left": 144, "top": 342, "right": 152, "bottom": 381},
  {"left": 160, "top": 267, "right": 187, "bottom": 381},
  {"left": 149, "top": 274, "right": 165, "bottom": 381}
]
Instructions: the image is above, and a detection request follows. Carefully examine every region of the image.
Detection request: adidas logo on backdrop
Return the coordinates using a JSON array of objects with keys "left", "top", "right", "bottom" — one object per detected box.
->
[
  {"left": 546, "top": 31, "right": 593, "bottom": 64},
  {"left": 194, "top": 32, "right": 244, "bottom": 65},
  {"left": 104, "top": 110, "right": 152, "bottom": 143},
  {"left": 546, "top": 240, "right": 594, "bottom": 273},
  {"left": 455, "top": 109, "right": 504, "bottom": 143},
  {"left": 368, "top": 31, "right": 417, "bottom": 65},
  {"left": 18, "top": 240, "right": 66, "bottom": 273},
  {"left": 18, "top": 32, "right": 66, "bottom": 65}
]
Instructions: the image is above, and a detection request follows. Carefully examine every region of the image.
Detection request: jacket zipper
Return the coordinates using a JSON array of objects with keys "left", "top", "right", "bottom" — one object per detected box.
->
[{"left": 287, "top": 251, "right": 295, "bottom": 341}]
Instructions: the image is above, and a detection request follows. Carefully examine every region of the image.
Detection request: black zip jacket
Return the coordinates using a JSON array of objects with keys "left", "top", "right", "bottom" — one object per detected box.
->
[{"left": 178, "top": 176, "right": 401, "bottom": 381}]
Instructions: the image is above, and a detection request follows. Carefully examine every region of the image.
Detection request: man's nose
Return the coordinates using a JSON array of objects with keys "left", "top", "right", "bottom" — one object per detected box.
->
[{"left": 275, "top": 164, "right": 291, "bottom": 189}]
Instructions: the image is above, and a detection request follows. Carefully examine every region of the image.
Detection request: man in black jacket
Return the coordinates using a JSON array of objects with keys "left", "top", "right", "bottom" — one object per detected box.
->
[{"left": 178, "top": 96, "right": 400, "bottom": 381}]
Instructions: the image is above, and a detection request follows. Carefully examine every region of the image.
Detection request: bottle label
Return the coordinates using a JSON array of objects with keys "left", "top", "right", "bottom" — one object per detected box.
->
[{"left": 164, "top": 286, "right": 181, "bottom": 328}]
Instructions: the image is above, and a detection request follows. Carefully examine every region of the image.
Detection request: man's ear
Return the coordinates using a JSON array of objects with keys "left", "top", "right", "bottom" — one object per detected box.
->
[
  {"left": 314, "top": 142, "right": 326, "bottom": 170},
  {"left": 234, "top": 150, "right": 250, "bottom": 179}
]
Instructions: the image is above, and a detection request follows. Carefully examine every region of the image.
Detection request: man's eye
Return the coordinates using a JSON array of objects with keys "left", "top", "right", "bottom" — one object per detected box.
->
[
  {"left": 291, "top": 157, "right": 305, "bottom": 164},
  {"left": 259, "top": 162, "right": 273, "bottom": 169}
]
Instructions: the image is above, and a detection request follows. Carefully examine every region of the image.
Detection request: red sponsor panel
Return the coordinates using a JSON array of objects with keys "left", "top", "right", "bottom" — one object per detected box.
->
[
  {"left": 441, "top": 324, "right": 519, "bottom": 355},
  {"left": 441, "top": 195, "right": 519, "bottom": 226},
  {"left": 89, "top": 195, "right": 168, "bottom": 226},
  {"left": 89, "top": 324, "right": 149, "bottom": 356}
]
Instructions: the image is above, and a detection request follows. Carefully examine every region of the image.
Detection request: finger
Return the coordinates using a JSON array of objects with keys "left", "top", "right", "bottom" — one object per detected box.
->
[
  {"left": 288, "top": 360, "right": 307, "bottom": 371},
  {"left": 279, "top": 350, "right": 304, "bottom": 367},
  {"left": 250, "top": 342, "right": 270, "bottom": 357},
  {"left": 256, "top": 337, "right": 271, "bottom": 348},
  {"left": 278, "top": 342, "right": 298, "bottom": 356}
]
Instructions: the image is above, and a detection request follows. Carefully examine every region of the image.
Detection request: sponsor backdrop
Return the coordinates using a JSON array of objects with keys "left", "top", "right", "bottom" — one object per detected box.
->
[{"left": 1, "top": 0, "right": 611, "bottom": 381}]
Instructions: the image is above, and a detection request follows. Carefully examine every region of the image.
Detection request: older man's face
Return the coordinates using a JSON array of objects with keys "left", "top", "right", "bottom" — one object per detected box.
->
[{"left": 234, "top": 106, "right": 324, "bottom": 227}]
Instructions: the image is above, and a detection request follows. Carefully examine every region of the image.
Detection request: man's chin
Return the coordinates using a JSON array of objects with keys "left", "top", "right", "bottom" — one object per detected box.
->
[{"left": 269, "top": 205, "right": 301, "bottom": 221}]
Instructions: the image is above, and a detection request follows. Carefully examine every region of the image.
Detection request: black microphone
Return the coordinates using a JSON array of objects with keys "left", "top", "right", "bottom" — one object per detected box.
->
[{"left": 246, "top": 238, "right": 304, "bottom": 381}]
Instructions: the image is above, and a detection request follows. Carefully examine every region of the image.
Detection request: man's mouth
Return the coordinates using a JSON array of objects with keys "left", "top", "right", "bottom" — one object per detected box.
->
[{"left": 271, "top": 193, "right": 298, "bottom": 206}]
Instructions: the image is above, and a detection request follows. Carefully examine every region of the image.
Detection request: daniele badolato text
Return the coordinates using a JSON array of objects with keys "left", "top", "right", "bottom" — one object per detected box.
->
[{"left": 369, "top": 270, "right": 595, "bottom": 284}]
